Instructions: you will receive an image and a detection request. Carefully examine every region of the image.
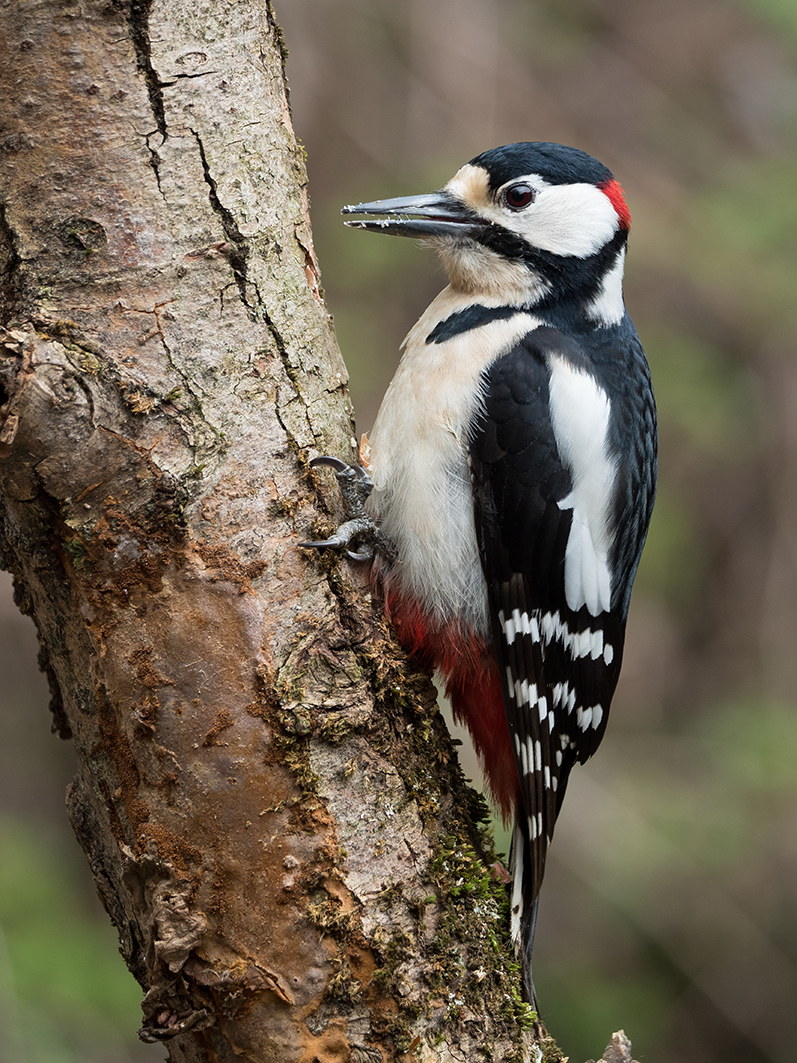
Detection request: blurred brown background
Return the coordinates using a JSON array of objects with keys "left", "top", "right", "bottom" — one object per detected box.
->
[{"left": 3, "top": 0, "right": 797, "bottom": 1060}]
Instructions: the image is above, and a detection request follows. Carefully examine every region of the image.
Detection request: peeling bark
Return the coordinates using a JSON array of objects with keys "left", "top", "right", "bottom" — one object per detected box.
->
[{"left": 0, "top": 1, "right": 554, "bottom": 1060}]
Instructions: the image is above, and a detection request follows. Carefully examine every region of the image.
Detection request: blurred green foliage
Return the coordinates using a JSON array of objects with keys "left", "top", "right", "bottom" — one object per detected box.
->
[
  {"left": 650, "top": 329, "right": 761, "bottom": 462},
  {"left": 688, "top": 159, "right": 797, "bottom": 331},
  {"left": 0, "top": 817, "right": 148, "bottom": 1063},
  {"left": 738, "top": 0, "right": 797, "bottom": 41}
]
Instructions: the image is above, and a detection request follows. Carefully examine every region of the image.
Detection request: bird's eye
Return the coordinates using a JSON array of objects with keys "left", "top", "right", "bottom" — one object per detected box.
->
[{"left": 504, "top": 183, "right": 536, "bottom": 211}]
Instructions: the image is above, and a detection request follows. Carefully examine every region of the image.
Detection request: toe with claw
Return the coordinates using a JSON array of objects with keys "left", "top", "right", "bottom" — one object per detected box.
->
[{"left": 301, "top": 456, "right": 384, "bottom": 562}]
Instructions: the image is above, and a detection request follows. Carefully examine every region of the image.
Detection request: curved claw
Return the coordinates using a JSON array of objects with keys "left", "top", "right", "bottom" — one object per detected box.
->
[
  {"left": 310, "top": 455, "right": 372, "bottom": 487},
  {"left": 298, "top": 535, "right": 372, "bottom": 562},
  {"left": 347, "top": 545, "right": 373, "bottom": 562},
  {"left": 309, "top": 455, "right": 351, "bottom": 474},
  {"left": 299, "top": 516, "right": 376, "bottom": 560},
  {"left": 299, "top": 537, "right": 344, "bottom": 550}
]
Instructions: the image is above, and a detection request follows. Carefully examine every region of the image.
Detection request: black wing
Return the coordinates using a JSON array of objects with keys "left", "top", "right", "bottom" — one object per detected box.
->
[{"left": 468, "top": 325, "right": 654, "bottom": 957}]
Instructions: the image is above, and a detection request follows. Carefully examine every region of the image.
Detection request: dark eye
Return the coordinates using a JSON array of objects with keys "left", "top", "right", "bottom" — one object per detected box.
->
[{"left": 504, "top": 183, "right": 536, "bottom": 211}]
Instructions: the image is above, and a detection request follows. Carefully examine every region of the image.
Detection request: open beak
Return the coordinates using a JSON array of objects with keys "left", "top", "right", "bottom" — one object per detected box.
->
[{"left": 341, "top": 190, "right": 479, "bottom": 238}]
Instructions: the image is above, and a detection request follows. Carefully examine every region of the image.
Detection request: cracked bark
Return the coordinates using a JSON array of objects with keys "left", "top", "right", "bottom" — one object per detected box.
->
[{"left": 0, "top": 2, "right": 562, "bottom": 1062}]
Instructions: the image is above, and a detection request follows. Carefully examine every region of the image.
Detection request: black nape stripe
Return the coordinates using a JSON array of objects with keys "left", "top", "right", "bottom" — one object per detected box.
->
[{"left": 426, "top": 303, "right": 529, "bottom": 345}]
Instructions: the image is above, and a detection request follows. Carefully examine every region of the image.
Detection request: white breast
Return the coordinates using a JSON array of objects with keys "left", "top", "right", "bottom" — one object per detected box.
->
[{"left": 367, "top": 287, "right": 541, "bottom": 634}]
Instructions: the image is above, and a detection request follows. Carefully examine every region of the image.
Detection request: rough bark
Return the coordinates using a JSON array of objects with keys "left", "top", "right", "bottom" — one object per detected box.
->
[{"left": 0, "top": 1, "right": 549, "bottom": 1060}]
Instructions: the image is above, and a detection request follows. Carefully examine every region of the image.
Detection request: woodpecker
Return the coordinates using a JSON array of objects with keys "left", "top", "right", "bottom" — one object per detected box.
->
[{"left": 303, "top": 142, "right": 657, "bottom": 1005}]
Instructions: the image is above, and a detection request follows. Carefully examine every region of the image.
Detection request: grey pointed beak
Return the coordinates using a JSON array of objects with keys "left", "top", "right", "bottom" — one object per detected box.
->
[{"left": 341, "top": 191, "right": 479, "bottom": 238}]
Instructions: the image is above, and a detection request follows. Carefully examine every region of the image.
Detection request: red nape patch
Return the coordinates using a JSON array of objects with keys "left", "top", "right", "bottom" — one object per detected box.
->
[
  {"left": 383, "top": 582, "right": 520, "bottom": 824},
  {"left": 599, "top": 177, "right": 631, "bottom": 230}
]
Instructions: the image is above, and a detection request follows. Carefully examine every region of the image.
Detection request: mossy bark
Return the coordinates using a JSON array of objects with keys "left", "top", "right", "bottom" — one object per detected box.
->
[{"left": 0, "top": 1, "right": 547, "bottom": 1060}]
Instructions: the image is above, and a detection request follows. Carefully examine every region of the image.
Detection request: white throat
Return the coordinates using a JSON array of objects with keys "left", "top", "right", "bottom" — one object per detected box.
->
[{"left": 431, "top": 236, "right": 549, "bottom": 305}]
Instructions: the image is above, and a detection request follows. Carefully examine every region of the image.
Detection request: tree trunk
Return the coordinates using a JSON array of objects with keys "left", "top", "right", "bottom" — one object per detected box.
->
[{"left": 0, "top": 1, "right": 542, "bottom": 1059}]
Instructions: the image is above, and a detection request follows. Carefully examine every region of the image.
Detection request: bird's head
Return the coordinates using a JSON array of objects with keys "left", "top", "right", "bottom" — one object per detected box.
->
[{"left": 343, "top": 142, "right": 631, "bottom": 325}]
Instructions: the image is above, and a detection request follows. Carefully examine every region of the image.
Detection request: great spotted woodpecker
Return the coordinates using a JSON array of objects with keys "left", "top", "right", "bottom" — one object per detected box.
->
[{"left": 303, "top": 142, "right": 657, "bottom": 1005}]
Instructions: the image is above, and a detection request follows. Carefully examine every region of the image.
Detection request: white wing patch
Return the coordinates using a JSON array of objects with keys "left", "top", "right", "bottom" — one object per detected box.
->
[
  {"left": 548, "top": 357, "right": 618, "bottom": 616},
  {"left": 559, "top": 511, "right": 612, "bottom": 616}
]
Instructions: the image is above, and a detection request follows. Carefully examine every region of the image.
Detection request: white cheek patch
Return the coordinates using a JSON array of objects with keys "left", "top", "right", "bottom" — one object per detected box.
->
[
  {"left": 452, "top": 169, "right": 621, "bottom": 260},
  {"left": 547, "top": 357, "right": 618, "bottom": 615},
  {"left": 517, "top": 182, "right": 620, "bottom": 258}
]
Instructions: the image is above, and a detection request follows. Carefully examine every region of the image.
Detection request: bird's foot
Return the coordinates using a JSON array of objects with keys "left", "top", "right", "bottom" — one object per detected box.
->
[{"left": 301, "top": 456, "right": 382, "bottom": 562}]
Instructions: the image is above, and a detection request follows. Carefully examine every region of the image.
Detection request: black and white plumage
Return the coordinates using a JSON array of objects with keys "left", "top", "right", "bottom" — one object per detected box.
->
[{"left": 305, "top": 142, "right": 657, "bottom": 1007}]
